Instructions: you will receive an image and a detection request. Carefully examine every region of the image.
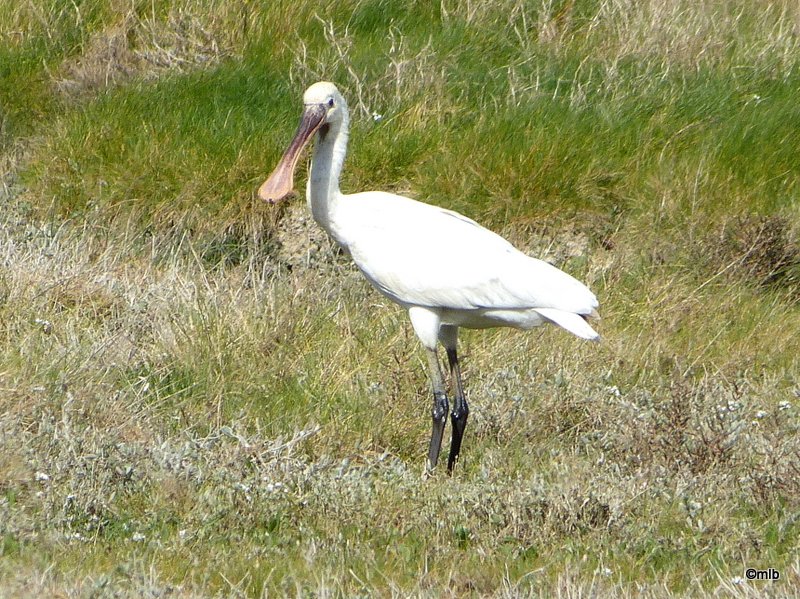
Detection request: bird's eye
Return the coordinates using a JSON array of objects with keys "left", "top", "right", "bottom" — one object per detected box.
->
[{"left": 327, "top": 98, "right": 335, "bottom": 108}]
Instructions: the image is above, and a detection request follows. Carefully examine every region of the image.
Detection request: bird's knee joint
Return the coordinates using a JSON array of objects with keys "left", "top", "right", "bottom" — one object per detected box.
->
[
  {"left": 451, "top": 401, "right": 469, "bottom": 422},
  {"left": 432, "top": 391, "right": 448, "bottom": 421}
]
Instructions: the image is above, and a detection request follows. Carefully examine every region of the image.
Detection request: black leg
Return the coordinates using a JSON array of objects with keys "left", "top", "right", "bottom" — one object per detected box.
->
[
  {"left": 425, "top": 348, "right": 448, "bottom": 472},
  {"left": 446, "top": 347, "right": 469, "bottom": 473}
]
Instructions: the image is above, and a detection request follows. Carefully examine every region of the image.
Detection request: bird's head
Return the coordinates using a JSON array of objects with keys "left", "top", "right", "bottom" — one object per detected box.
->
[{"left": 258, "top": 81, "right": 347, "bottom": 204}]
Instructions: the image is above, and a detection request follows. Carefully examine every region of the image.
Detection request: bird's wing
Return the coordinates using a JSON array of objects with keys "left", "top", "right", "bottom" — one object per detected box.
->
[{"left": 337, "top": 192, "right": 598, "bottom": 314}]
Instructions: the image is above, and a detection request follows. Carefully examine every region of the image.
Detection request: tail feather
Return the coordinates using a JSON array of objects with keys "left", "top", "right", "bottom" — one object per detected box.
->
[{"left": 534, "top": 308, "right": 600, "bottom": 341}]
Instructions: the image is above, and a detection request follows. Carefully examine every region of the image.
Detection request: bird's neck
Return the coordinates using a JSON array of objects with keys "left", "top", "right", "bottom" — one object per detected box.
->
[{"left": 307, "top": 115, "right": 349, "bottom": 237}]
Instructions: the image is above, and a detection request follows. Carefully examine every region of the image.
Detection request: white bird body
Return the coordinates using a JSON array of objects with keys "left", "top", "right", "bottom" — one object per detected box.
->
[
  {"left": 259, "top": 81, "right": 600, "bottom": 472},
  {"left": 329, "top": 191, "right": 599, "bottom": 341}
]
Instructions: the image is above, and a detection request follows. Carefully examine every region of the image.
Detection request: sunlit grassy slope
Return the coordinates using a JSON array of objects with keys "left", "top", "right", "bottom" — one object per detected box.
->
[{"left": 1, "top": 0, "right": 800, "bottom": 596}]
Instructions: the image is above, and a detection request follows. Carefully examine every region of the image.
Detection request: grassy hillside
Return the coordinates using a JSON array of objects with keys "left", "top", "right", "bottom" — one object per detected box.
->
[{"left": 1, "top": 0, "right": 799, "bottom": 596}]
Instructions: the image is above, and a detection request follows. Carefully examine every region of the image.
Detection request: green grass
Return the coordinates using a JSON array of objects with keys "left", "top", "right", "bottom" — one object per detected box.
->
[{"left": 1, "top": 0, "right": 800, "bottom": 596}]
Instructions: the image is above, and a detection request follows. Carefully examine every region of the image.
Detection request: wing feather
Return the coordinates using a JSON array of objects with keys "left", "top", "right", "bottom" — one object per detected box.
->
[{"left": 337, "top": 192, "right": 598, "bottom": 315}]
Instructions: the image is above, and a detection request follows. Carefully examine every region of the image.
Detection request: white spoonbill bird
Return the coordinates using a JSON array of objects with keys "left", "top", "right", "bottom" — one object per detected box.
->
[{"left": 259, "top": 82, "right": 600, "bottom": 473}]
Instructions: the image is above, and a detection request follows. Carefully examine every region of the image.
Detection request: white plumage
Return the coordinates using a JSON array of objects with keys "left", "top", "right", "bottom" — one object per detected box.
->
[{"left": 259, "top": 82, "right": 600, "bottom": 472}]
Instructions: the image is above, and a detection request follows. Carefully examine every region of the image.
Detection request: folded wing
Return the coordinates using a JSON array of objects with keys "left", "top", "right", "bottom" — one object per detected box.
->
[{"left": 339, "top": 192, "right": 599, "bottom": 318}]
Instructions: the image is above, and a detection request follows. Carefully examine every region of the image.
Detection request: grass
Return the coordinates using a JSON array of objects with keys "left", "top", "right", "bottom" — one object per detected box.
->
[{"left": 1, "top": 0, "right": 800, "bottom": 596}]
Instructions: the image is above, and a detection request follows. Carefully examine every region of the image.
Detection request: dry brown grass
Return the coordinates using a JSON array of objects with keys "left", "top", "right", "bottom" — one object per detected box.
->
[
  {"left": 1, "top": 195, "right": 798, "bottom": 595},
  {"left": 1, "top": 0, "right": 258, "bottom": 98}
]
